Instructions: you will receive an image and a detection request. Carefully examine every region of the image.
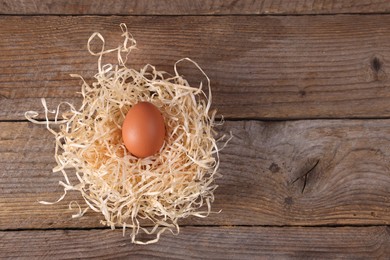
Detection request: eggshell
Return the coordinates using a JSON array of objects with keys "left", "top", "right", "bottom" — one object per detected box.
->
[{"left": 122, "top": 102, "right": 165, "bottom": 158}]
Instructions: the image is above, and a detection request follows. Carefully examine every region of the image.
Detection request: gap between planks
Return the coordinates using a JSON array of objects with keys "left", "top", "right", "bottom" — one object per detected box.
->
[
  {"left": 1, "top": 224, "right": 390, "bottom": 232},
  {"left": 6, "top": 117, "right": 390, "bottom": 124},
  {"left": 3, "top": 13, "right": 390, "bottom": 17}
]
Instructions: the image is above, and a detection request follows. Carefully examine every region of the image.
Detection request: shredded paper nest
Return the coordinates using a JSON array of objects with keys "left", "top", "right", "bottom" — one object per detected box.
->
[{"left": 25, "top": 24, "right": 228, "bottom": 244}]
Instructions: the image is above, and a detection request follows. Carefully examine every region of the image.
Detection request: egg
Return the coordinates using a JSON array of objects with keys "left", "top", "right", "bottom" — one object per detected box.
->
[{"left": 122, "top": 102, "right": 166, "bottom": 158}]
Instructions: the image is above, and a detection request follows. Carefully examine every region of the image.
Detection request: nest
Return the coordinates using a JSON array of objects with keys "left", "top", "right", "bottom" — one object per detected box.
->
[{"left": 25, "top": 24, "right": 228, "bottom": 244}]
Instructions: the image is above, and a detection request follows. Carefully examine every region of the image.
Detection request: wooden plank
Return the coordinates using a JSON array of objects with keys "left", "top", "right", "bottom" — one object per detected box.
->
[
  {"left": 1, "top": 16, "right": 390, "bottom": 120},
  {"left": 1, "top": 227, "right": 389, "bottom": 259},
  {"left": 1, "top": 0, "right": 390, "bottom": 15},
  {"left": 1, "top": 120, "right": 390, "bottom": 229}
]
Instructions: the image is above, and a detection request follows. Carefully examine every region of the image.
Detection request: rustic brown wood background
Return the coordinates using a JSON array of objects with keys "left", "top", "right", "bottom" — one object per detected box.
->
[{"left": 1, "top": 1, "right": 390, "bottom": 259}]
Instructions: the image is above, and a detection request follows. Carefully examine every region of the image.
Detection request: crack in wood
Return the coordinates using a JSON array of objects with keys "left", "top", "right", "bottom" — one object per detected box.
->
[
  {"left": 0, "top": 93, "right": 9, "bottom": 99},
  {"left": 292, "top": 159, "right": 320, "bottom": 193}
]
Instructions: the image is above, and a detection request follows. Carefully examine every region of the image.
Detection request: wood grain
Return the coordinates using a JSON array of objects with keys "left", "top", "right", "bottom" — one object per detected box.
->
[
  {"left": 1, "top": 9, "right": 389, "bottom": 258},
  {"left": 1, "top": 226, "right": 389, "bottom": 259},
  {"left": 1, "top": 0, "right": 390, "bottom": 15},
  {"left": 1, "top": 120, "right": 390, "bottom": 229},
  {"left": 1, "top": 16, "right": 390, "bottom": 120}
]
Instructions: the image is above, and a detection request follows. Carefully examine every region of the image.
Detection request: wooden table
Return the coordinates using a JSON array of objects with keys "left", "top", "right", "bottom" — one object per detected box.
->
[{"left": 1, "top": 1, "right": 390, "bottom": 259}]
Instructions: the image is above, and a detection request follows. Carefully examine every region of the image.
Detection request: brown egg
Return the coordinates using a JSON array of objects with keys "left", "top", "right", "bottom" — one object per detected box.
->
[{"left": 122, "top": 102, "right": 165, "bottom": 158}]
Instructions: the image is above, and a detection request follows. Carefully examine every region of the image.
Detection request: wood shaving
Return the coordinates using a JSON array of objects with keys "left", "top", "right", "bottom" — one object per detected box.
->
[{"left": 25, "top": 24, "right": 229, "bottom": 244}]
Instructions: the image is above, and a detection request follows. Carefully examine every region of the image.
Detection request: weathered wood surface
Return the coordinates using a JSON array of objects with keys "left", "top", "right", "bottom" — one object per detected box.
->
[
  {"left": 2, "top": 120, "right": 390, "bottom": 229},
  {"left": 1, "top": 2, "right": 390, "bottom": 257},
  {"left": 1, "top": 227, "right": 389, "bottom": 259},
  {"left": 1, "top": 0, "right": 390, "bottom": 15},
  {"left": 1, "top": 15, "right": 390, "bottom": 120}
]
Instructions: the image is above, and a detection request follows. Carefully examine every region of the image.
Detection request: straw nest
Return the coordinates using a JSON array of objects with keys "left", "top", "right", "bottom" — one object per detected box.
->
[{"left": 26, "top": 24, "right": 228, "bottom": 244}]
